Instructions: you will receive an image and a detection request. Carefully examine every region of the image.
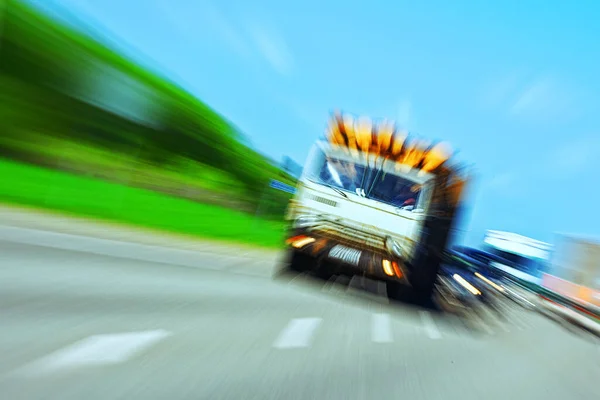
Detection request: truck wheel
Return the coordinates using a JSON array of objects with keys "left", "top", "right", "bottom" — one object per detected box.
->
[
  {"left": 386, "top": 281, "right": 407, "bottom": 302},
  {"left": 409, "top": 253, "right": 440, "bottom": 306},
  {"left": 288, "top": 250, "right": 314, "bottom": 273},
  {"left": 411, "top": 288, "right": 435, "bottom": 308},
  {"left": 314, "top": 263, "right": 333, "bottom": 281}
]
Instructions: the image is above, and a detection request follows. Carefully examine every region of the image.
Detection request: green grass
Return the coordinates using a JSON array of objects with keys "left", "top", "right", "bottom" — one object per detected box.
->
[
  {"left": 0, "top": 158, "right": 286, "bottom": 248},
  {"left": 0, "top": 132, "right": 245, "bottom": 197}
]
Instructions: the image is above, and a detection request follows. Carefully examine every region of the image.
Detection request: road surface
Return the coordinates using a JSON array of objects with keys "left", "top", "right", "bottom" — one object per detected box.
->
[{"left": 0, "top": 225, "right": 599, "bottom": 399}]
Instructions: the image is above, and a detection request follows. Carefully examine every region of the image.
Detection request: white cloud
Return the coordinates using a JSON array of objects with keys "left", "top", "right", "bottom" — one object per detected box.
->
[{"left": 246, "top": 23, "right": 294, "bottom": 76}]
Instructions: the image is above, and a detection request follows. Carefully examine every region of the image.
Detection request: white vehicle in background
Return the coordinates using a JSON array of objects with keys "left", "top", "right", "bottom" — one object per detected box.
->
[
  {"left": 483, "top": 230, "right": 553, "bottom": 286},
  {"left": 282, "top": 111, "right": 471, "bottom": 303}
]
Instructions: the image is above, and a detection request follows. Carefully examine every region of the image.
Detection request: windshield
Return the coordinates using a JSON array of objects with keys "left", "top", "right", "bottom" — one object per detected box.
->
[
  {"left": 303, "top": 145, "right": 425, "bottom": 210},
  {"left": 319, "top": 157, "right": 367, "bottom": 193},
  {"left": 367, "top": 170, "right": 423, "bottom": 209}
]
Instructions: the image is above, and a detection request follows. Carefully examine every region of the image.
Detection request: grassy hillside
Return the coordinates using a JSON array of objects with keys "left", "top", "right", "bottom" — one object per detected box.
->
[{"left": 0, "top": 0, "right": 297, "bottom": 235}]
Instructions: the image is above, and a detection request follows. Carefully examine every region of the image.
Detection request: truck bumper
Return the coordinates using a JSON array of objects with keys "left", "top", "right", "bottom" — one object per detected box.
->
[{"left": 285, "top": 228, "right": 410, "bottom": 285}]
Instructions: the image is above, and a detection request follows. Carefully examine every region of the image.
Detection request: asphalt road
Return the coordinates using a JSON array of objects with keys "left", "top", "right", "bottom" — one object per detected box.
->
[{"left": 0, "top": 229, "right": 599, "bottom": 400}]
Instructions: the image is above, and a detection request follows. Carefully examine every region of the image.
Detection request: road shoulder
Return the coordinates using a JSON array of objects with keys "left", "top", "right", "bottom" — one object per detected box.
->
[{"left": 0, "top": 204, "right": 283, "bottom": 260}]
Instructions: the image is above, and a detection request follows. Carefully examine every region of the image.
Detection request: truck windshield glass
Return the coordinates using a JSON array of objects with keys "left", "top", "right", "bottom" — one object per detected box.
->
[
  {"left": 304, "top": 147, "right": 423, "bottom": 208},
  {"left": 304, "top": 148, "right": 367, "bottom": 194},
  {"left": 368, "top": 171, "right": 422, "bottom": 209},
  {"left": 322, "top": 157, "right": 367, "bottom": 192}
]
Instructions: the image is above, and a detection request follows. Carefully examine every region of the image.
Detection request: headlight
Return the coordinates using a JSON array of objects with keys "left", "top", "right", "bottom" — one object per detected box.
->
[
  {"left": 385, "top": 236, "right": 403, "bottom": 258},
  {"left": 294, "top": 215, "right": 320, "bottom": 228}
]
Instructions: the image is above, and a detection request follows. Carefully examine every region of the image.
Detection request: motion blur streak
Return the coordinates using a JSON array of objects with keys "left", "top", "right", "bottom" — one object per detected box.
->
[
  {"left": 453, "top": 274, "right": 482, "bottom": 296},
  {"left": 1, "top": 1, "right": 599, "bottom": 399},
  {"left": 475, "top": 272, "right": 505, "bottom": 292},
  {"left": 0, "top": 212, "right": 599, "bottom": 399},
  {"left": 0, "top": 0, "right": 295, "bottom": 248}
]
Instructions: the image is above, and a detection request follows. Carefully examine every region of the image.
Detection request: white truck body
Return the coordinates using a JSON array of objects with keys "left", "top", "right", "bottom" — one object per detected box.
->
[
  {"left": 286, "top": 140, "right": 436, "bottom": 263},
  {"left": 483, "top": 230, "right": 552, "bottom": 285},
  {"left": 281, "top": 111, "right": 469, "bottom": 301}
]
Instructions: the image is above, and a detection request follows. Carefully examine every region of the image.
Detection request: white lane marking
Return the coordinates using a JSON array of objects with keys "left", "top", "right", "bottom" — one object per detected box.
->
[
  {"left": 420, "top": 311, "right": 442, "bottom": 340},
  {"left": 371, "top": 313, "right": 393, "bottom": 343},
  {"left": 273, "top": 318, "right": 322, "bottom": 349},
  {"left": 20, "top": 330, "right": 171, "bottom": 375}
]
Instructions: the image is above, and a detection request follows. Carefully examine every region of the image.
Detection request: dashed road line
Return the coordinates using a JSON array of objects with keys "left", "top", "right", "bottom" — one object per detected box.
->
[
  {"left": 273, "top": 318, "right": 322, "bottom": 349},
  {"left": 16, "top": 330, "right": 172, "bottom": 376},
  {"left": 371, "top": 313, "right": 393, "bottom": 343}
]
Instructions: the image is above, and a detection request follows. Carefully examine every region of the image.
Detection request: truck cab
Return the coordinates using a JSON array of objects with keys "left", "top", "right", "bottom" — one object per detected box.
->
[{"left": 283, "top": 112, "right": 470, "bottom": 303}]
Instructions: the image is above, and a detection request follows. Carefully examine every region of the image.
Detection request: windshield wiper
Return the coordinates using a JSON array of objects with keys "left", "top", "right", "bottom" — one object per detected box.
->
[{"left": 323, "top": 184, "right": 348, "bottom": 198}]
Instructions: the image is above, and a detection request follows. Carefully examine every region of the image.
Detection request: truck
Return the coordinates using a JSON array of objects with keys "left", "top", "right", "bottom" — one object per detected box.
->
[
  {"left": 282, "top": 111, "right": 472, "bottom": 304},
  {"left": 482, "top": 230, "right": 552, "bottom": 285}
]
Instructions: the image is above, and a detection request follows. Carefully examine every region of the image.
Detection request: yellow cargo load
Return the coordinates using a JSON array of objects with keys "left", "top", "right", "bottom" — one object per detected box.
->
[{"left": 325, "top": 111, "right": 453, "bottom": 174}]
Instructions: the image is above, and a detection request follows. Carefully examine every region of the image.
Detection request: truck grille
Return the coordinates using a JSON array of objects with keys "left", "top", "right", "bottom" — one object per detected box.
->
[
  {"left": 306, "top": 194, "right": 338, "bottom": 207},
  {"left": 309, "top": 221, "right": 386, "bottom": 253}
]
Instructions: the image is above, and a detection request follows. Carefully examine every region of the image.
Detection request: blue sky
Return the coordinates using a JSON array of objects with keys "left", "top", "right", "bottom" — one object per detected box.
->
[{"left": 33, "top": 0, "right": 600, "bottom": 246}]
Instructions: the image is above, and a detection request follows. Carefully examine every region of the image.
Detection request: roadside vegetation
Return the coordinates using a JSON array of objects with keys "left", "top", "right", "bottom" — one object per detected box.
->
[
  {"left": 0, "top": 1, "right": 296, "bottom": 247},
  {"left": 0, "top": 159, "right": 285, "bottom": 248}
]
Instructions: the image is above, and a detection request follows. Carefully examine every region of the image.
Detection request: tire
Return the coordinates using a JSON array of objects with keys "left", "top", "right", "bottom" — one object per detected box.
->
[
  {"left": 386, "top": 281, "right": 407, "bottom": 302},
  {"left": 313, "top": 262, "right": 333, "bottom": 281},
  {"left": 409, "top": 252, "right": 441, "bottom": 306},
  {"left": 288, "top": 250, "right": 314, "bottom": 273}
]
